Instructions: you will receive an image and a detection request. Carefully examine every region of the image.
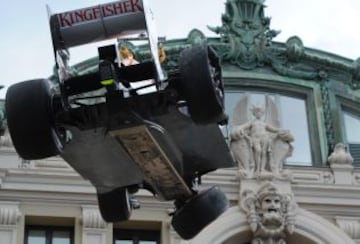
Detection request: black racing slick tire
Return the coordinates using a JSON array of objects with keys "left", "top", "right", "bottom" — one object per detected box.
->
[
  {"left": 5, "top": 79, "right": 61, "bottom": 159},
  {"left": 97, "top": 187, "right": 132, "bottom": 222},
  {"left": 171, "top": 186, "right": 229, "bottom": 240},
  {"left": 178, "top": 44, "right": 226, "bottom": 125}
]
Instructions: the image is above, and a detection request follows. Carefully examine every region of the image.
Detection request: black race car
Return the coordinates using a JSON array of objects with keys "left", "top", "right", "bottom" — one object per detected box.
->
[{"left": 5, "top": 0, "right": 234, "bottom": 239}]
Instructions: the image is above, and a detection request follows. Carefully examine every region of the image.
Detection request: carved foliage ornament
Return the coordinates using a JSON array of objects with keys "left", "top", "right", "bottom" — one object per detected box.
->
[{"left": 241, "top": 182, "right": 297, "bottom": 244}]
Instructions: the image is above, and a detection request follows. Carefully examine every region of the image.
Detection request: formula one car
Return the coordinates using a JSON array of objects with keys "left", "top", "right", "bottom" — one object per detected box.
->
[{"left": 5, "top": 0, "right": 234, "bottom": 239}]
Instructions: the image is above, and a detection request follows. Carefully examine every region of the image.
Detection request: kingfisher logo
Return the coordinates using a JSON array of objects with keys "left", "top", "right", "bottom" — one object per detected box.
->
[{"left": 58, "top": 0, "right": 144, "bottom": 28}]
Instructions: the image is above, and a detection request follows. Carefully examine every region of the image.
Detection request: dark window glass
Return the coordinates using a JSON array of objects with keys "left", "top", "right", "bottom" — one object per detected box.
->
[
  {"left": 25, "top": 226, "right": 73, "bottom": 244},
  {"left": 113, "top": 229, "right": 160, "bottom": 244}
]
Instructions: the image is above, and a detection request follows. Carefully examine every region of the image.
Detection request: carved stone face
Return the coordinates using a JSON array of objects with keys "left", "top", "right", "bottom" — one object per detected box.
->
[
  {"left": 261, "top": 195, "right": 281, "bottom": 213},
  {"left": 251, "top": 107, "right": 264, "bottom": 119},
  {"left": 260, "top": 194, "right": 284, "bottom": 228}
]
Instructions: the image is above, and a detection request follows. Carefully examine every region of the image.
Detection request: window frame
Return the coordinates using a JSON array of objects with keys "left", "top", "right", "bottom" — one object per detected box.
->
[{"left": 224, "top": 77, "right": 324, "bottom": 166}]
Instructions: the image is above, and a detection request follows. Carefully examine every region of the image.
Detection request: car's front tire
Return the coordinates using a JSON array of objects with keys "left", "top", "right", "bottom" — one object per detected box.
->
[
  {"left": 97, "top": 187, "right": 132, "bottom": 222},
  {"left": 171, "top": 186, "right": 229, "bottom": 240}
]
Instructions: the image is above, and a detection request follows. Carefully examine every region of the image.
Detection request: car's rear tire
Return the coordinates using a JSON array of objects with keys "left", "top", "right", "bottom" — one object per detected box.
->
[
  {"left": 178, "top": 44, "right": 226, "bottom": 125},
  {"left": 97, "top": 187, "right": 132, "bottom": 222},
  {"left": 5, "top": 79, "right": 61, "bottom": 159},
  {"left": 171, "top": 186, "right": 229, "bottom": 240}
]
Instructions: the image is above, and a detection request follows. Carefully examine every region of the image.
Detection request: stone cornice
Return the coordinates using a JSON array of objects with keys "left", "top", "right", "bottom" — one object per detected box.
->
[
  {"left": 1, "top": 155, "right": 360, "bottom": 219},
  {"left": 1, "top": 163, "right": 360, "bottom": 194}
]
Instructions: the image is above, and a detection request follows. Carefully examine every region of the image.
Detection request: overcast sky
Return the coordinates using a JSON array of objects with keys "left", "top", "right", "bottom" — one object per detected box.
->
[{"left": 1, "top": 0, "right": 360, "bottom": 98}]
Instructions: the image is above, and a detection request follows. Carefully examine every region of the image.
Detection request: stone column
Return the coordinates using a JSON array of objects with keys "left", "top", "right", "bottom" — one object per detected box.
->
[
  {"left": 0, "top": 201, "right": 21, "bottom": 244},
  {"left": 81, "top": 205, "right": 112, "bottom": 244}
]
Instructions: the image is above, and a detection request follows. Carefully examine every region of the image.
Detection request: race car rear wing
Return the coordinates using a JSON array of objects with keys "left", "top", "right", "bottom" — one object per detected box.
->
[{"left": 49, "top": 0, "right": 164, "bottom": 82}]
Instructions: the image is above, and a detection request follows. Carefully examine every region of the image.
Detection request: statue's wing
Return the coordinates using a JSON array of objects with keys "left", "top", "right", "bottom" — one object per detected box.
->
[
  {"left": 232, "top": 95, "right": 249, "bottom": 125},
  {"left": 265, "top": 95, "right": 280, "bottom": 127},
  {"left": 271, "top": 139, "right": 293, "bottom": 171}
]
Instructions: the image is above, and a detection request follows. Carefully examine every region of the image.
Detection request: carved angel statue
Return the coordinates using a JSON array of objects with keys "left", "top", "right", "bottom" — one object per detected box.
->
[{"left": 230, "top": 95, "right": 294, "bottom": 178}]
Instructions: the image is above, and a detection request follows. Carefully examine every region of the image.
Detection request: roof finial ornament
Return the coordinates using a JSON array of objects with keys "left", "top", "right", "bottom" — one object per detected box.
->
[{"left": 209, "top": 0, "right": 280, "bottom": 69}]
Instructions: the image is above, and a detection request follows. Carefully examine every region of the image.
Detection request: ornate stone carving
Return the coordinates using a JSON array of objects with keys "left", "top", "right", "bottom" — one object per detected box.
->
[
  {"left": 0, "top": 204, "right": 21, "bottom": 225},
  {"left": 240, "top": 182, "right": 297, "bottom": 244},
  {"left": 320, "top": 82, "right": 336, "bottom": 151},
  {"left": 208, "top": 0, "right": 279, "bottom": 69},
  {"left": 205, "top": 0, "right": 360, "bottom": 88},
  {"left": 328, "top": 143, "right": 354, "bottom": 185},
  {"left": 328, "top": 143, "right": 354, "bottom": 166},
  {"left": 81, "top": 206, "right": 107, "bottom": 229},
  {"left": 290, "top": 169, "right": 334, "bottom": 185},
  {"left": 335, "top": 217, "right": 360, "bottom": 239},
  {"left": 323, "top": 171, "right": 335, "bottom": 184},
  {"left": 285, "top": 36, "right": 304, "bottom": 62},
  {"left": 230, "top": 95, "right": 294, "bottom": 179},
  {"left": 18, "top": 159, "right": 31, "bottom": 169}
]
